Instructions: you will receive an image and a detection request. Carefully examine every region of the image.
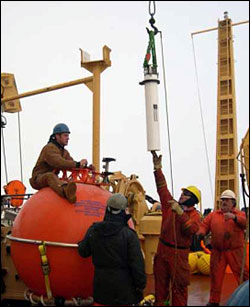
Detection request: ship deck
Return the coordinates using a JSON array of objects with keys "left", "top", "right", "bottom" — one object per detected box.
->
[{"left": 144, "top": 272, "right": 238, "bottom": 306}]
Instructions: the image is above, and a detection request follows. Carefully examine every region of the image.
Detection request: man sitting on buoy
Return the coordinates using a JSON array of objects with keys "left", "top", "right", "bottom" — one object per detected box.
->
[{"left": 29, "top": 123, "right": 88, "bottom": 203}]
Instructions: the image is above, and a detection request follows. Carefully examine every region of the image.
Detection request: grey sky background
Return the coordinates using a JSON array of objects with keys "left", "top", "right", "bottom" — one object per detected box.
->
[{"left": 1, "top": 1, "right": 249, "bottom": 211}]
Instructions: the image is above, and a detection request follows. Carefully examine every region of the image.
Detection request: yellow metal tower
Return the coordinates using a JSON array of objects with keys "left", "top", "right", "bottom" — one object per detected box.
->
[
  {"left": 214, "top": 12, "right": 239, "bottom": 209},
  {"left": 192, "top": 13, "right": 248, "bottom": 210}
]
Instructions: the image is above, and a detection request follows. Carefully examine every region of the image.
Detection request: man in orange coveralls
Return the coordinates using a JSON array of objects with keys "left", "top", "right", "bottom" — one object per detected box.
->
[
  {"left": 197, "top": 189, "right": 249, "bottom": 306},
  {"left": 151, "top": 151, "right": 201, "bottom": 306}
]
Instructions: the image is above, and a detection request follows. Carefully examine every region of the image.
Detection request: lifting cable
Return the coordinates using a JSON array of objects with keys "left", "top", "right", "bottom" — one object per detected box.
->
[
  {"left": 191, "top": 35, "right": 214, "bottom": 203},
  {"left": 159, "top": 30, "right": 174, "bottom": 196}
]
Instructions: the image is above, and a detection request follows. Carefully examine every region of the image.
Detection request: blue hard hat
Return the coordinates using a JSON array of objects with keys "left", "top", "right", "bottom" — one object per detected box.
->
[{"left": 53, "top": 123, "right": 70, "bottom": 134}]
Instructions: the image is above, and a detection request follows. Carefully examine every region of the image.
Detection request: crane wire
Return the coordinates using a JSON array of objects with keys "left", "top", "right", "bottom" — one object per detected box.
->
[
  {"left": 1, "top": 110, "right": 24, "bottom": 184},
  {"left": 1, "top": 87, "right": 9, "bottom": 184},
  {"left": 1, "top": 117, "right": 9, "bottom": 184},
  {"left": 191, "top": 35, "right": 214, "bottom": 204},
  {"left": 159, "top": 31, "right": 174, "bottom": 196}
]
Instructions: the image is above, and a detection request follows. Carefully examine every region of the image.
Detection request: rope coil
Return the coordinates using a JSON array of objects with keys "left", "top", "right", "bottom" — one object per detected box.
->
[{"left": 24, "top": 289, "right": 94, "bottom": 306}]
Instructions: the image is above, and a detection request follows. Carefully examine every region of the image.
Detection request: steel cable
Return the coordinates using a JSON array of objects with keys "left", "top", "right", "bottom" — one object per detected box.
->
[
  {"left": 191, "top": 35, "right": 214, "bottom": 203},
  {"left": 159, "top": 31, "right": 174, "bottom": 196}
]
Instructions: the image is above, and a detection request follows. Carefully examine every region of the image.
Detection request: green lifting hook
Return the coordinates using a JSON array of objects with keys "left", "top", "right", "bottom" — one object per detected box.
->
[{"left": 143, "top": 1, "right": 159, "bottom": 73}]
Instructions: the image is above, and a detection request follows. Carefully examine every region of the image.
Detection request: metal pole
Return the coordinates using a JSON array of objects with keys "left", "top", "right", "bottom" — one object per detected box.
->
[
  {"left": 7, "top": 235, "right": 78, "bottom": 248},
  {"left": 92, "top": 66, "right": 101, "bottom": 172},
  {"left": 191, "top": 20, "right": 249, "bottom": 36},
  {"left": 80, "top": 46, "right": 111, "bottom": 173},
  {"left": 1, "top": 77, "right": 93, "bottom": 103}
]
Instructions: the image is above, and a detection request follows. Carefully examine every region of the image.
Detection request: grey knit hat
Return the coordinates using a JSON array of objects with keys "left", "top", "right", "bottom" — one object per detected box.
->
[{"left": 107, "top": 193, "right": 128, "bottom": 214}]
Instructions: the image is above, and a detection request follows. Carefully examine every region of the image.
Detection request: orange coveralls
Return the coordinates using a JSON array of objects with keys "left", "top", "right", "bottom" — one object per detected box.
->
[
  {"left": 153, "top": 169, "right": 201, "bottom": 306},
  {"left": 198, "top": 209, "right": 249, "bottom": 304}
]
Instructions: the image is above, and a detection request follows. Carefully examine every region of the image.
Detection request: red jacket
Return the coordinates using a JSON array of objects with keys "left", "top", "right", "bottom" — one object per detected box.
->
[
  {"left": 198, "top": 209, "right": 246, "bottom": 250},
  {"left": 154, "top": 169, "right": 201, "bottom": 249}
]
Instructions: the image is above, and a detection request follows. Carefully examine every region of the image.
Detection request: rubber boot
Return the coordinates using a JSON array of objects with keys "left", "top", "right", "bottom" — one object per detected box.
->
[{"left": 62, "top": 182, "right": 77, "bottom": 203}]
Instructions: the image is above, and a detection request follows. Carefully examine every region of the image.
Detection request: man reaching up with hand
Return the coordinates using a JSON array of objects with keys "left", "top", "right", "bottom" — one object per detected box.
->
[{"left": 151, "top": 151, "right": 201, "bottom": 306}]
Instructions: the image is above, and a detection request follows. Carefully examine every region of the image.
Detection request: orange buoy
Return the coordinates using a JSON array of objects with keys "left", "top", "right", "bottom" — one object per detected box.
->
[
  {"left": 11, "top": 183, "right": 112, "bottom": 299},
  {"left": 3, "top": 180, "right": 26, "bottom": 207}
]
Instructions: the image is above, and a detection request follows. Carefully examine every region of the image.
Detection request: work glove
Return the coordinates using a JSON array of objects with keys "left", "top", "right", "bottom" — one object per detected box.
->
[
  {"left": 80, "top": 159, "right": 88, "bottom": 168},
  {"left": 168, "top": 200, "right": 184, "bottom": 215},
  {"left": 151, "top": 151, "right": 162, "bottom": 170}
]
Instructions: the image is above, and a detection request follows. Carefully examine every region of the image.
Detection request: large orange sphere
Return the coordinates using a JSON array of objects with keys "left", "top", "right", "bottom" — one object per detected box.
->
[{"left": 11, "top": 183, "right": 112, "bottom": 299}]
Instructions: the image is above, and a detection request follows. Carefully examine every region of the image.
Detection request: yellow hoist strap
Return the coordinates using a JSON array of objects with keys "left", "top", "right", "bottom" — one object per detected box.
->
[{"left": 38, "top": 242, "right": 52, "bottom": 299}]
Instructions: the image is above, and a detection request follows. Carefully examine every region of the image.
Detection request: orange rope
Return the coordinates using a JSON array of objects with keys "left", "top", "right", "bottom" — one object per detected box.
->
[{"left": 200, "top": 240, "right": 211, "bottom": 254}]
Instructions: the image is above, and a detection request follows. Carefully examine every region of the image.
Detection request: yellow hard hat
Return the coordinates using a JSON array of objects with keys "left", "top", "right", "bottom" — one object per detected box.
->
[{"left": 182, "top": 186, "right": 201, "bottom": 204}]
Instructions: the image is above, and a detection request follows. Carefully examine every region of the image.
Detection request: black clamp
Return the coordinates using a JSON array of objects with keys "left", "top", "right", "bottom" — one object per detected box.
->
[{"left": 102, "top": 157, "right": 116, "bottom": 183}]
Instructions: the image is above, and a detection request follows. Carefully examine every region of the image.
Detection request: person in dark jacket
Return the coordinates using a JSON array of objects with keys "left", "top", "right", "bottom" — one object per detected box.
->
[
  {"left": 29, "top": 123, "right": 88, "bottom": 203},
  {"left": 78, "top": 193, "right": 146, "bottom": 306}
]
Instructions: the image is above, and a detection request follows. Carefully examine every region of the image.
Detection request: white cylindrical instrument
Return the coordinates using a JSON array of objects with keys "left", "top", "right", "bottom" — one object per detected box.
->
[{"left": 140, "top": 73, "right": 161, "bottom": 151}]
